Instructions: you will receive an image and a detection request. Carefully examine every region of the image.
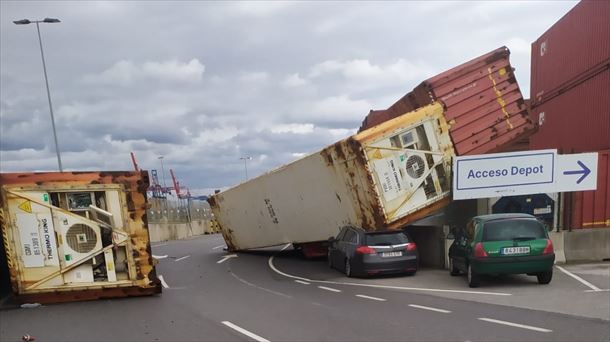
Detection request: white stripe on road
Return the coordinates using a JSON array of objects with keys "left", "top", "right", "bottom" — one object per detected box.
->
[
  {"left": 478, "top": 318, "right": 552, "bottom": 333},
  {"left": 318, "top": 286, "right": 341, "bottom": 293},
  {"left": 151, "top": 243, "right": 168, "bottom": 248},
  {"left": 221, "top": 321, "right": 270, "bottom": 342},
  {"left": 153, "top": 254, "right": 168, "bottom": 259},
  {"left": 174, "top": 255, "right": 191, "bottom": 262},
  {"left": 584, "top": 289, "right": 610, "bottom": 292},
  {"left": 295, "top": 280, "right": 310, "bottom": 285},
  {"left": 217, "top": 254, "right": 238, "bottom": 264},
  {"left": 356, "top": 294, "right": 386, "bottom": 302},
  {"left": 158, "top": 275, "right": 170, "bottom": 289},
  {"left": 212, "top": 245, "right": 225, "bottom": 250},
  {"left": 268, "top": 251, "right": 511, "bottom": 296},
  {"left": 555, "top": 265, "right": 601, "bottom": 291},
  {"left": 408, "top": 304, "right": 451, "bottom": 313}
]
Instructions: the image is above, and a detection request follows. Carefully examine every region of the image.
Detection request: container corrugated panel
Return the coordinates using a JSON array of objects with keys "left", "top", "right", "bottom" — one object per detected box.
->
[
  {"left": 530, "top": 0, "right": 610, "bottom": 105},
  {"left": 360, "top": 47, "right": 533, "bottom": 156},
  {"left": 0, "top": 171, "right": 162, "bottom": 304},
  {"left": 210, "top": 104, "right": 456, "bottom": 251},
  {"left": 566, "top": 150, "right": 610, "bottom": 228},
  {"left": 530, "top": 68, "right": 610, "bottom": 153}
]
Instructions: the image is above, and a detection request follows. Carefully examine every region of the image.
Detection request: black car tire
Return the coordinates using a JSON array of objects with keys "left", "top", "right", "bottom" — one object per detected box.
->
[
  {"left": 467, "top": 263, "right": 480, "bottom": 288},
  {"left": 537, "top": 269, "right": 553, "bottom": 284},
  {"left": 449, "top": 258, "right": 460, "bottom": 276},
  {"left": 345, "top": 258, "right": 352, "bottom": 277}
]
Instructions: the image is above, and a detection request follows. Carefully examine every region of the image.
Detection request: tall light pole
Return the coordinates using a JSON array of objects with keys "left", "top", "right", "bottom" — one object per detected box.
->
[
  {"left": 240, "top": 156, "right": 252, "bottom": 181},
  {"left": 158, "top": 156, "right": 167, "bottom": 189},
  {"left": 14, "top": 18, "right": 63, "bottom": 172}
]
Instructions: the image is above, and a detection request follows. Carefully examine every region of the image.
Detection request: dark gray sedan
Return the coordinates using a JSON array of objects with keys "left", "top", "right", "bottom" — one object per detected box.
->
[{"left": 328, "top": 226, "right": 418, "bottom": 277}]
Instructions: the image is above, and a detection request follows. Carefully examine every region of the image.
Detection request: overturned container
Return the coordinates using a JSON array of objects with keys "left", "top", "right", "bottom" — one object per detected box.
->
[
  {"left": 360, "top": 46, "right": 534, "bottom": 155},
  {"left": 0, "top": 171, "right": 162, "bottom": 304},
  {"left": 210, "top": 103, "right": 455, "bottom": 253}
]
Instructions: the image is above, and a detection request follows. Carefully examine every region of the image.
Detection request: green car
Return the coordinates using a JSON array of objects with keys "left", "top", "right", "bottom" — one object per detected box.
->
[{"left": 448, "top": 213, "right": 555, "bottom": 288}]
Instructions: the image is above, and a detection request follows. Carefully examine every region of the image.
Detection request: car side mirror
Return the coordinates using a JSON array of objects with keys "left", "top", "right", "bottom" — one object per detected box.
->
[{"left": 328, "top": 237, "right": 336, "bottom": 244}]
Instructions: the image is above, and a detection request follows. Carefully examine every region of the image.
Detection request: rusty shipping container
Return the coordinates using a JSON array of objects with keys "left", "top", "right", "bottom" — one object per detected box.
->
[
  {"left": 360, "top": 47, "right": 533, "bottom": 156},
  {"left": 565, "top": 150, "right": 610, "bottom": 229},
  {"left": 530, "top": 0, "right": 610, "bottom": 107},
  {"left": 0, "top": 171, "right": 162, "bottom": 304},
  {"left": 530, "top": 68, "right": 610, "bottom": 153},
  {"left": 211, "top": 103, "right": 457, "bottom": 251}
]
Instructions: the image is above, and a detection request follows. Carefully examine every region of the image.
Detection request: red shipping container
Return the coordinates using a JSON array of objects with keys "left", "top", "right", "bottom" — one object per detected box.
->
[
  {"left": 566, "top": 150, "right": 610, "bottom": 229},
  {"left": 530, "top": 0, "right": 610, "bottom": 106},
  {"left": 360, "top": 47, "right": 533, "bottom": 156},
  {"left": 530, "top": 68, "right": 610, "bottom": 153}
]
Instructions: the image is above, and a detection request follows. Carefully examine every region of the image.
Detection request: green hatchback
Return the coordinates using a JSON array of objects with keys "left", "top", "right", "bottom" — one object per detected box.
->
[{"left": 448, "top": 213, "right": 555, "bottom": 288}]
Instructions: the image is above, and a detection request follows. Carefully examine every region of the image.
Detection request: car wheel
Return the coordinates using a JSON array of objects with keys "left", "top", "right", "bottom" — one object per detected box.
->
[
  {"left": 449, "top": 258, "right": 460, "bottom": 276},
  {"left": 467, "top": 263, "right": 480, "bottom": 288},
  {"left": 345, "top": 259, "right": 352, "bottom": 277},
  {"left": 537, "top": 269, "right": 553, "bottom": 284}
]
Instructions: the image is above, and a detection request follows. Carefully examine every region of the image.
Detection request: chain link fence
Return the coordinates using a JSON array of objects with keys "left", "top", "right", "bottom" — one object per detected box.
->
[{"left": 147, "top": 198, "right": 213, "bottom": 223}]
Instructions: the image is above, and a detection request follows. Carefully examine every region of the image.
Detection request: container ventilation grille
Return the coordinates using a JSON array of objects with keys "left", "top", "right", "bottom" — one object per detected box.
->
[
  {"left": 66, "top": 224, "right": 98, "bottom": 253},
  {"left": 406, "top": 155, "right": 426, "bottom": 179}
]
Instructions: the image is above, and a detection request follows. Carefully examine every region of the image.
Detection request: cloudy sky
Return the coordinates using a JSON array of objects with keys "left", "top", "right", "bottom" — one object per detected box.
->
[{"left": 1, "top": 1, "right": 576, "bottom": 194}]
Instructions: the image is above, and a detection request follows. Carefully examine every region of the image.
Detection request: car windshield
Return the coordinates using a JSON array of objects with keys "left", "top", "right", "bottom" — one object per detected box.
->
[
  {"left": 365, "top": 232, "right": 410, "bottom": 246},
  {"left": 482, "top": 219, "right": 546, "bottom": 242}
]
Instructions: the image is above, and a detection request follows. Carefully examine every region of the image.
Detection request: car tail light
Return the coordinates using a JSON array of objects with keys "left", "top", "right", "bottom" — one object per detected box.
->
[
  {"left": 474, "top": 242, "right": 488, "bottom": 257},
  {"left": 543, "top": 239, "right": 554, "bottom": 255},
  {"left": 356, "top": 246, "right": 376, "bottom": 254},
  {"left": 405, "top": 243, "right": 417, "bottom": 252}
]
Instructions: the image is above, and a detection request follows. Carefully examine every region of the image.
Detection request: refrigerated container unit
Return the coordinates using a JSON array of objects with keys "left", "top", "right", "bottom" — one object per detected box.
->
[
  {"left": 211, "top": 103, "right": 455, "bottom": 253},
  {"left": 0, "top": 171, "right": 162, "bottom": 304}
]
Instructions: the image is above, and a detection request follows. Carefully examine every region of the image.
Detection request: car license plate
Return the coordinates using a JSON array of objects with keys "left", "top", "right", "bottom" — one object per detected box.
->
[
  {"left": 501, "top": 246, "right": 530, "bottom": 255},
  {"left": 381, "top": 251, "right": 402, "bottom": 258}
]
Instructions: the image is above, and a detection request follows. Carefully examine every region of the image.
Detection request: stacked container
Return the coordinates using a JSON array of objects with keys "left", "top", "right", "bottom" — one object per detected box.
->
[{"left": 529, "top": 0, "right": 610, "bottom": 229}]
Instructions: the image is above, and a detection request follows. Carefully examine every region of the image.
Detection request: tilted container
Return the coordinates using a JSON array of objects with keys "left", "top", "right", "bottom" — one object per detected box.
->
[
  {"left": 0, "top": 171, "right": 162, "bottom": 304},
  {"left": 210, "top": 103, "right": 455, "bottom": 251},
  {"left": 359, "top": 47, "right": 533, "bottom": 156}
]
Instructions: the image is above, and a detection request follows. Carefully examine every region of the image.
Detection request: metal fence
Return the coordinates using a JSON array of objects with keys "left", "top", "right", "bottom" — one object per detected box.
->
[{"left": 147, "top": 197, "right": 213, "bottom": 223}]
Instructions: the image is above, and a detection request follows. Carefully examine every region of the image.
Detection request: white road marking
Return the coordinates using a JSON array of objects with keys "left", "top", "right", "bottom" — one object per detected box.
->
[
  {"left": 318, "top": 286, "right": 341, "bottom": 293},
  {"left": 212, "top": 245, "right": 225, "bottom": 250},
  {"left": 153, "top": 254, "right": 168, "bottom": 259},
  {"left": 584, "top": 289, "right": 610, "bottom": 292},
  {"left": 174, "top": 255, "right": 191, "bottom": 262},
  {"left": 555, "top": 265, "right": 601, "bottom": 291},
  {"left": 356, "top": 294, "right": 386, "bottom": 302},
  {"left": 295, "top": 280, "right": 310, "bottom": 285},
  {"left": 221, "top": 321, "right": 270, "bottom": 342},
  {"left": 268, "top": 251, "right": 511, "bottom": 296},
  {"left": 158, "top": 275, "right": 170, "bottom": 289},
  {"left": 217, "top": 254, "right": 238, "bottom": 264},
  {"left": 478, "top": 318, "right": 552, "bottom": 333},
  {"left": 151, "top": 243, "right": 168, "bottom": 248},
  {"left": 229, "top": 271, "right": 291, "bottom": 299},
  {"left": 408, "top": 304, "right": 451, "bottom": 313}
]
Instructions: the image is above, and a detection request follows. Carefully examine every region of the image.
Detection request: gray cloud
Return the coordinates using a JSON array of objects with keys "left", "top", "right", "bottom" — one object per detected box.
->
[{"left": 1, "top": 1, "right": 577, "bottom": 192}]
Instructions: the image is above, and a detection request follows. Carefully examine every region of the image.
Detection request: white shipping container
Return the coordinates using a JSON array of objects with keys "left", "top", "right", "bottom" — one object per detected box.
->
[{"left": 210, "top": 103, "right": 456, "bottom": 251}]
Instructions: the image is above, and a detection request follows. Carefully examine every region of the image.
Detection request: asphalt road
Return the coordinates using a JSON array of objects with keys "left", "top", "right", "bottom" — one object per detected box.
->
[{"left": 1, "top": 234, "right": 608, "bottom": 342}]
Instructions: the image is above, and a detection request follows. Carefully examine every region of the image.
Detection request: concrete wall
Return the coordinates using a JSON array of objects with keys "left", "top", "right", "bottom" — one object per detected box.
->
[
  {"left": 562, "top": 228, "right": 610, "bottom": 262},
  {"left": 148, "top": 219, "right": 216, "bottom": 242}
]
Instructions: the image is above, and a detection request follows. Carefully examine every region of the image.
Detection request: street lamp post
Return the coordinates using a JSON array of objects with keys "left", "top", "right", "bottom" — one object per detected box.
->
[
  {"left": 158, "top": 156, "right": 167, "bottom": 189},
  {"left": 240, "top": 156, "right": 252, "bottom": 181},
  {"left": 14, "top": 18, "right": 63, "bottom": 172}
]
